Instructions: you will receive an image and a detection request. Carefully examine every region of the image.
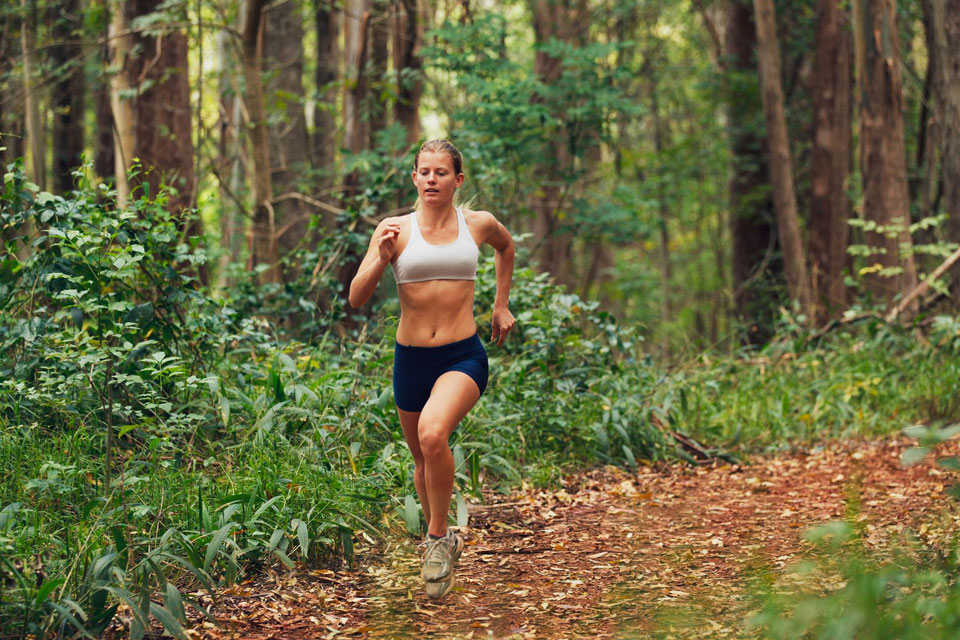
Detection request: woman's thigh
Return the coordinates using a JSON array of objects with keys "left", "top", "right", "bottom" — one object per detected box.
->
[{"left": 418, "top": 371, "right": 481, "bottom": 438}]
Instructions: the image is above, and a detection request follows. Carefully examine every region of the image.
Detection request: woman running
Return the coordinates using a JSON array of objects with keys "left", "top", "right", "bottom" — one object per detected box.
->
[{"left": 348, "top": 140, "right": 516, "bottom": 599}]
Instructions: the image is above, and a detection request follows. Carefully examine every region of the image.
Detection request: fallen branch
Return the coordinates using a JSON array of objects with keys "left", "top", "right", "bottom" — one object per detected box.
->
[
  {"left": 886, "top": 245, "right": 960, "bottom": 322},
  {"left": 475, "top": 547, "right": 552, "bottom": 555}
]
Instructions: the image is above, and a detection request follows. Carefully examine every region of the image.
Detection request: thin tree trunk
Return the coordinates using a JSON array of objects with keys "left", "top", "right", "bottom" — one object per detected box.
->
[
  {"left": 108, "top": 0, "right": 134, "bottom": 206},
  {"left": 313, "top": 0, "right": 339, "bottom": 230},
  {"left": 651, "top": 85, "right": 671, "bottom": 335},
  {"left": 926, "top": 0, "right": 960, "bottom": 302},
  {"left": 0, "top": 10, "right": 25, "bottom": 171},
  {"left": 240, "top": 0, "right": 279, "bottom": 283},
  {"left": 853, "top": 0, "right": 919, "bottom": 310},
  {"left": 753, "top": 0, "right": 813, "bottom": 320},
  {"left": 49, "top": 0, "right": 84, "bottom": 193},
  {"left": 394, "top": 0, "right": 422, "bottom": 143},
  {"left": 22, "top": 0, "right": 45, "bottom": 191},
  {"left": 726, "top": 0, "right": 777, "bottom": 343},
  {"left": 809, "top": 0, "right": 852, "bottom": 323},
  {"left": 215, "top": 30, "right": 246, "bottom": 289},
  {"left": 369, "top": 3, "right": 389, "bottom": 140},
  {"left": 264, "top": 0, "right": 311, "bottom": 282}
]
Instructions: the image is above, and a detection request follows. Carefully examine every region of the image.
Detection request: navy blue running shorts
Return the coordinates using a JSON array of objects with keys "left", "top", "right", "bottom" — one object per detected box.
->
[{"left": 393, "top": 333, "right": 488, "bottom": 412}]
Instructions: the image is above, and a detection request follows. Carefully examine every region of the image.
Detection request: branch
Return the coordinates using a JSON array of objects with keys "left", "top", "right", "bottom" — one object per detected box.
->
[{"left": 885, "top": 245, "right": 960, "bottom": 322}]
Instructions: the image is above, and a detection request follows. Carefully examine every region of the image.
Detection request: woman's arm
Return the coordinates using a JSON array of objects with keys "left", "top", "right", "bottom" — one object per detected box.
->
[
  {"left": 479, "top": 212, "right": 516, "bottom": 346},
  {"left": 348, "top": 219, "right": 401, "bottom": 308}
]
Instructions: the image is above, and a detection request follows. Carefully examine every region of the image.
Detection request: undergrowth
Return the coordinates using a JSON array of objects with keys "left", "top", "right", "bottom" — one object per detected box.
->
[{"left": 2, "top": 165, "right": 960, "bottom": 637}]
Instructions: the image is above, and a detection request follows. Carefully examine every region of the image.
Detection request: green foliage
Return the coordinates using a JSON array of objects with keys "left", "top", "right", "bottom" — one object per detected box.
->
[{"left": 750, "top": 520, "right": 960, "bottom": 640}]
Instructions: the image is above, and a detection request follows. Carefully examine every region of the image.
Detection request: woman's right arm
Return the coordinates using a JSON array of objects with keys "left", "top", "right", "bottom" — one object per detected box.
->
[{"left": 348, "top": 219, "right": 401, "bottom": 308}]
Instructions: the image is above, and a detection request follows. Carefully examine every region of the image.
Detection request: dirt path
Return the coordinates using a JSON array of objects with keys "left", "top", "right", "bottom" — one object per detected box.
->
[{"left": 191, "top": 437, "right": 958, "bottom": 639}]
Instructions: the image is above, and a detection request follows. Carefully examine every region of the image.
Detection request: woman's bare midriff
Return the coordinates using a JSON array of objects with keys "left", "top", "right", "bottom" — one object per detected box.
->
[{"left": 395, "top": 279, "right": 477, "bottom": 346}]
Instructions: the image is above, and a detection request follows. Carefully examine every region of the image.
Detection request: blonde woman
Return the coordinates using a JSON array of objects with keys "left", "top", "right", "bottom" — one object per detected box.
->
[{"left": 349, "top": 140, "right": 516, "bottom": 598}]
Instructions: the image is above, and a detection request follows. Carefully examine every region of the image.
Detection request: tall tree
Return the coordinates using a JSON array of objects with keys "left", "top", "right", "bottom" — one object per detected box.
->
[
  {"left": 107, "top": 0, "right": 134, "bottom": 205},
  {"left": 725, "top": 0, "right": 778, "bottom": 342},
  {"left": 809, "top": 0, "right": 852, "bottom": 322},
  {"left": 924, "top": 0, "right": 960, "bottom": 299},
  {"left": 852, "top": 0, "right": 918, "bottom": 309},
  {"left": 394, "top": 0, "right": 422, "bottom": 143},
  {"left": 753, "top": 0, "right": 814, "bottom": 320},
  {"left": 21, "top": 0, "right": 45, "bottom": 191},
  {"left": 0, "top": 4, "right": 25, "bottom": 169},
  {"left": 49, "top": 0, "right": 84, "bottom": 193},
  {"left": 129, "top": 0, "right": 196, "bottom": 216},
  {"left": 528, "top": 0, "right": 588, "bottom": 287},
  {"left": 240, "top": 0, "right": 279, "bottom": 283},
  {"left": 263, "top": 0, "right": 311, "bottom": 282},
  {"left": 215, "top": 29, "right": 246, "bottom": 288},
  {"left": 313, "top": 0, "right": 339, "bottom": 229}
]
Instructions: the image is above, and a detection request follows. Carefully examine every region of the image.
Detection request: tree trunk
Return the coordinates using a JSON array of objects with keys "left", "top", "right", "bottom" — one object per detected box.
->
[
  {"left": 49, "top": 0, "right": 84, "bottom": 194},
  {"left": 240, "top": 0, "right": 279, "bottom": 284},
  {"left": 853, "top": 0, "right": 919, "bottom": 309},
  {"left": 651, "top": 84, "right": 671, "bottom": 336},
  {"left": 94, "top": 77, "right": 115, "bottom": 182},
  {"left": 369, "top": 2, "right": 389, "bottom": 139},
  {"left": 725, "top": 0, "right": 777, "bottom": 343},
  {"left": 529, "top": 0, "right": 586, "bottom": 287},
  {"left": 926, "top": 0, "right": 960, "bottom": 301},
  {"left": 215, "top": 29, "right": 246, "bottom": 289},
  {"left": 753, "top": 0, "right": 814, "bottom": 320},
  {"left": 394, "top": 0, "right": 422, "bottom": 143},
  {"left": 1, "top": 8, "right": 25, "bottom": 171},
  {"left": 129, "top": 0, "right": 196, "bottom": 214},
  {"left": 108, "top": 0, "right": 134, "bottom": 206},
  {"left": 264, "top": 0, "right": 311, "bottom": 282},
  {"left": 22, "top": 0, "right": 45, "bottom": 191},
  {"left": 313, "top": 0, "right": 339, "bottom": 229},
  {"left": 809, "top": 0, "right": 853, "bottom": 322}
]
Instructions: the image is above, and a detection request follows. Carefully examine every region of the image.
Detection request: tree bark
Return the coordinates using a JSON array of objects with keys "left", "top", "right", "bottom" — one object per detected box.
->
[
  {"left": 753, "top": 0, "right": 814, "bottom": 320},
  {"left": 369, "top": 2, "right": 389, "bottom": 139},
  {"left": 49, "top": 0, "right": 84, "bottom": 193},
  {"left": 21, "top": 0, "right": 45, "bottom": 191},
  {"left": 313, "top": 0, "right": 339, "bottom": 229},
  {"left": 1, "top": 7, "right": 25, "bottom": 171},
  {"left": 394, "top": 0, "right": 422, "bottom": 143},
  {"left": 809, "top": 0, "right": 852, "bottom": 322},
  {"left": 853, "top": 0, "right": 919, "bottom": 309},
  {"left": 129, "top": 0, "right": 196, "bottom": 215},
  {"left": 725, "top": 0, "right": 777, "bottom": 343},
  {"left": 215, "top": 29, "right": 246, "bottom": 289},
  {"left": 264, "top": 0, "right": 311, "bottom": 282},
  {"left": 240, "top": 0, "right": 280, "bottom": 283},
  {"left": 108, "top": 0, "right": 134, "bottom": 206},
  {"left": 926, "top": 0, "right": 960, "bottom": 301},
  {"left": 529, "top": 0, "right": 587, "bottom": 287}
]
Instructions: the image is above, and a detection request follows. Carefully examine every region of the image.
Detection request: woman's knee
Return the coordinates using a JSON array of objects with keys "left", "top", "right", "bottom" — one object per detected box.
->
[{"left": 417, "top": 421, "right": 449, "bottom": 458}]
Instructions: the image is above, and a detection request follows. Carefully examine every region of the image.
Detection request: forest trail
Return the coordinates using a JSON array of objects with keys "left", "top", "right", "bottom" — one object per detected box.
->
[{"left": 190, "top": 437, "right": 957, "bottom": 639}]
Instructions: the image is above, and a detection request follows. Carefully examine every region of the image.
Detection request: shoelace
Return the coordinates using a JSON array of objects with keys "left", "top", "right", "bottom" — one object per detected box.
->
[{"left": 422, "top": 536, "right": 451, "bottom": 567}]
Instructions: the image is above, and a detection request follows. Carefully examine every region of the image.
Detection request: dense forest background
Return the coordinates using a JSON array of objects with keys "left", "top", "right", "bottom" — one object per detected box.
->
[
  {"left": 4, "top": 0, "right": 960, "bottom": 638},
  {"left": 5, "top": 0, "right": 959, "bottom": 348}
]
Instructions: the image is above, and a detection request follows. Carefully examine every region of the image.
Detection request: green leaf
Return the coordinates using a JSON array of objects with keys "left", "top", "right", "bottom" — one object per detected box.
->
[
  {"left": 203, "top": 522, "right": 237, "bottom": 572},
  {"left": 456, "top": 491, "right": 468, "bottom": 528},
  {"left": 48, "top": 601, "right": 96, "bottom": 639},
  {"left": 293, "top": 518, "right": 309, "bottom": 559},
  {"left": 35, "top": 577, "right": 65, "bottom": 605},
  {"left": 403, "top": 494, "right": 420, "bottom": 535},
  {"left": 900, "top": 446, "right": 929, "bottom": 467},
  {"left": 149, "top": 601, "right": 189, "bottom": 640},
  {"left": 937, "top": 457, "right": 960, "bottom": 471}
]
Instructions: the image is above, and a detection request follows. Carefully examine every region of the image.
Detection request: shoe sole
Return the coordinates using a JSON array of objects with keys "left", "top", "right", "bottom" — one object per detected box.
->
[{"left": 425, "top": 570, "right": 455, "bottom": 599}]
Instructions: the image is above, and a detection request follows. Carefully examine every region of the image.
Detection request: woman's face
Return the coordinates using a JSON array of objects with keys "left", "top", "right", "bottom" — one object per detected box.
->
[{"left": 412, "top": 151, "right": 464, "bottom": 206}]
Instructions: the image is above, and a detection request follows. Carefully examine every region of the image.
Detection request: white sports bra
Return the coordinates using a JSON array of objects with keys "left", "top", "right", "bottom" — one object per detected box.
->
[{"left": 391, "top": 208, "right": 479, "bottom": 284}]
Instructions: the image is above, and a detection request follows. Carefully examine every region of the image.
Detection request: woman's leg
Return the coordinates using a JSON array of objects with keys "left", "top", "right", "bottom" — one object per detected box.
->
[
  {"left": 397, "top": 408, "right": 431, "bottom": 529},
  {"left": 417, "top": 371, "right": 480, "bottom": 537}
]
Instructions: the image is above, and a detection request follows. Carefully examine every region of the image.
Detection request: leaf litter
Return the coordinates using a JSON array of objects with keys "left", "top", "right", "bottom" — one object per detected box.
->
[{"left": 184, "top": 436, "right": 960, "bottom": 639}]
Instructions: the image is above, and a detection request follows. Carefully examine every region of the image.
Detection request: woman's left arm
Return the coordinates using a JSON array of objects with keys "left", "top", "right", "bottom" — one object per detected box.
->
[{"left": 480, "top": 211, "right": 515, "bottom": 346}]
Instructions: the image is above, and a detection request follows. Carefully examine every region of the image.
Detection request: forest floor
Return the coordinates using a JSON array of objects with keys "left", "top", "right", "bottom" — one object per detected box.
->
[{"left": 187, "top": 436, "right": 959, "bottom": 639}]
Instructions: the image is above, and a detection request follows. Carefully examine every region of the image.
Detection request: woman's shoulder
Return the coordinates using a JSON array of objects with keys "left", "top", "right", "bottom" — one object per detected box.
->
[{"left": 461, "top": 207, "right": 498, "bottom": 227}]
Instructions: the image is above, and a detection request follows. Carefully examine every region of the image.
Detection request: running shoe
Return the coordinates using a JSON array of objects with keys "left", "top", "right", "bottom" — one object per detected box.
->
[{"left": 421, "top": 530, "right": 463, "bottom": 583}]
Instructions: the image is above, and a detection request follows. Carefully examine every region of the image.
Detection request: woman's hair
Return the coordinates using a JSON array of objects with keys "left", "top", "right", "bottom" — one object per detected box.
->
[{"left": 414, "top": 139, "right": 463, "bottom": 175}]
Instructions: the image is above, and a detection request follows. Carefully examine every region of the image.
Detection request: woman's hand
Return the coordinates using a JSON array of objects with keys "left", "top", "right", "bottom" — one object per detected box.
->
[
  {"left": 377, "top": 222, "right": 401, "bottom": 264},
  {"left": 491, "top": 306, "right": 515, "bottom": 346}
]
